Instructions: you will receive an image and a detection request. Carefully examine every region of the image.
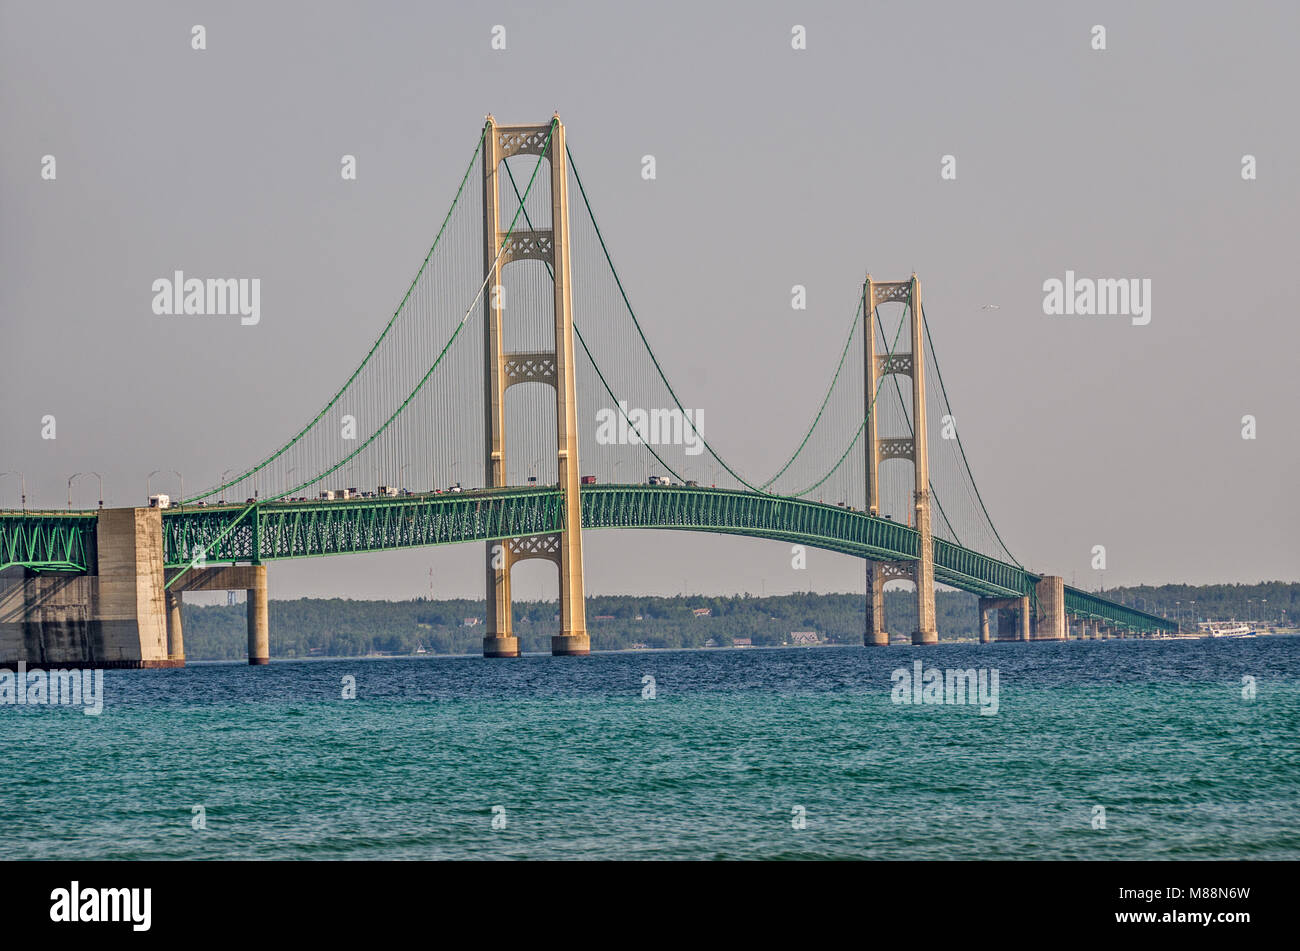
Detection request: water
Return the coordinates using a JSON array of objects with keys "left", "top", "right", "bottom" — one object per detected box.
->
[{"left": 2, "top": 638, "right": 1298, "bottom": 859}]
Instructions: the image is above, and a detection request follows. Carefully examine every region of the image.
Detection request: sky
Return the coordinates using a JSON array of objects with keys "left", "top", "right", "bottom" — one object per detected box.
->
[{"left": 2, "top": 1, "right": 1297, "bottom": 603}]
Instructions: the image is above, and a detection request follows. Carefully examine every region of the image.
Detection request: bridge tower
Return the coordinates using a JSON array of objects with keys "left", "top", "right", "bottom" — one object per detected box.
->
[
  {"left": 480, "top": 114, "right": 589, "bottom": 658},
  {"left": 863, "top": 275, "right": 938, "bottom": 646}
]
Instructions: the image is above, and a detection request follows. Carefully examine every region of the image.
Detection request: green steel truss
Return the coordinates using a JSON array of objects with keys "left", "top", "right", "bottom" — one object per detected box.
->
[
  {"left": 162, "top": 488, "right": 566, "bottom": 566},
  {"left": 0, "top": 486, "right": 1173, "bottom": 634},
  {"left": 0, "top": 512, "right": 98, "bottom": 572},
  {"left": 1061, "top": 586, "right": 1174, "bottom": 633}
]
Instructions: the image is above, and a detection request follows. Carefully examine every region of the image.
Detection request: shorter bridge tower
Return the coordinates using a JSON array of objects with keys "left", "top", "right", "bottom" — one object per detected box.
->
[{"left": 862, "top": 275, "right": 938, "bottom": 646}]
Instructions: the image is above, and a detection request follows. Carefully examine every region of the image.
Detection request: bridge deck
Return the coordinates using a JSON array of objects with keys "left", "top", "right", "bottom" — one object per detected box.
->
[{"left": 1, "top": 485, "right": 1173, "bottom": 633}]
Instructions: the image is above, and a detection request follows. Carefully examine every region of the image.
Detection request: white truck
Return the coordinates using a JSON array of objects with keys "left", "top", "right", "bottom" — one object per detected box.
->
[
  {"left": 148, "top": 494, "right": 171, "bottom": 509},
  {"left": 319, "top": 490, "right": 336, "bottom": 501}
]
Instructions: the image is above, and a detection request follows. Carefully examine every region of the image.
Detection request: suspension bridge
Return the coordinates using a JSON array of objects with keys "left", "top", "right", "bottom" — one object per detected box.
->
[{"left": 0, "top": 114, "right": 1174, "bottom": 667}]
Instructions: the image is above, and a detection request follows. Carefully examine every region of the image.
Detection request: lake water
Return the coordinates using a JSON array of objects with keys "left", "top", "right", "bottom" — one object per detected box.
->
[{"left": 3, "top": 637, "right": 1298, "bottom": 859}]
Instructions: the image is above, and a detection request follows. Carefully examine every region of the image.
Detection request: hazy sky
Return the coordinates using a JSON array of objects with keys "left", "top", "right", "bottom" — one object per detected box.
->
[{"left": 3, "top": 1, "right": 1297, "bottom": 603}]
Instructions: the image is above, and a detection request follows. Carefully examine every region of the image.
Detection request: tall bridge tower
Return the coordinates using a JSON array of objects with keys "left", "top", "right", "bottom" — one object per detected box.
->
[
  {"left": 863, "top": 275, "right": 938, "bottom": 646},
  {"left": 481, "top": 114, "right": 589, "bottom": 658}
]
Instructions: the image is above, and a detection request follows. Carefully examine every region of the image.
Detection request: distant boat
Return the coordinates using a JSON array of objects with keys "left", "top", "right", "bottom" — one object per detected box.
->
[
  {"left": 1202, "top": 621, "right": 1256, "bottom": 638},
  {"left": 414, "top": 643, "right": 428, "bottom": 655}
]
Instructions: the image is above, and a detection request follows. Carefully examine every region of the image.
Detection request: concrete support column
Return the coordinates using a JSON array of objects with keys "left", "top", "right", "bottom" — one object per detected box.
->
[
  {"left": 483, "top": 634, "right": 520, "bottom": 658},
  {"left": 1018, "top": 596, "right": 1031, "bottom": 642},
  {"left": 165, "top": 589, "right": 184, "bottom": 662},
  {"left": 1033, "top": 576, "right": 1066, "bottom": 640},
  {"left": 246, "top": 565, "right": 268, "bottom": 665},
  {"left": 978, "top": 598, "right": 992, "bottom": 644},
  {"left": 864, "top": 562, "right": 888, "bottom": 646}
]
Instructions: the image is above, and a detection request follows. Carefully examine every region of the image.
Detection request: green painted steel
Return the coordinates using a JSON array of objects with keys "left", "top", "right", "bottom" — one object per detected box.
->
[
  {"left": 0, "top": 512, "right": 98, "bottom": 572},
  {"left": 0, "top": 486, "right": 1173, "bottom": 634},
  {"left": 161, "top": 488, "right": 566, "bottom": 567},
  {"left": 1061, "top": 586, "right": 1173, "bottom": 633}
]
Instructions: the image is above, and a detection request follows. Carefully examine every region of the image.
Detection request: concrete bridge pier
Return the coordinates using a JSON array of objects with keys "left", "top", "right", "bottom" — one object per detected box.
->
[
  {"left": 247, "top": 568, "right": 269, "bottom": 664},
  {"left": 165, "top": 590, "right": 184, "bottom": 662},
  {"left": 1032, "top": 576, "right": 1066, "bottom": 640},
  {"left": 982, "top": 595, "right": 1030, "bottom": 642},
  {"left": 166, "top": 564, "right": 269, "bottom": 665},
  {"left": 864, "top": 562, "right": 890, "bottom": 646}
]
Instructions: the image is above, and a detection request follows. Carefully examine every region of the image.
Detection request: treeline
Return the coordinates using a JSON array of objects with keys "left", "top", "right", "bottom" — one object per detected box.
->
[
  {"left": 180, "top": 590, "right": 977, "bottom": 659},
  {"left": 179, "top": 581, "right": 1300, "bottom": 660},
  {"left": 1103, "top": 581, "right": 1299, "bottom": 628}
]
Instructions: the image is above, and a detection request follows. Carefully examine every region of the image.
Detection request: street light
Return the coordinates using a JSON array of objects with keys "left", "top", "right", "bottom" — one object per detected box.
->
[
  {"left": 399, "top": 463, "right": 412, "bottom": 491},
  {"left": 285, "top": 467, "right": 298, "bottom": 496},
  {"left": 70, "top": 471, "right": 104, "bottom": 509},
  {"left": 171, "top": 470, "right": 183, "bottom": 508},
  {"left": 0, "top": 471, "right": 27, "bottom": 511}
]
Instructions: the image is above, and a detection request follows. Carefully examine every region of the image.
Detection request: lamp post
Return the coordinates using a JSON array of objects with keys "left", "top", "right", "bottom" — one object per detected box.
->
[
  {"left": 67, "top": 473, "right": 81, "bottom": 509},
  {"left": 171, "top": 471, "right": 183, "bottom": 508},
  {"left": 1, "top": 470, "right": 27, "bottom": 511},
  {"left": 147, "top": 469, "right": 161, "bottom": 504},
  {"left": 74, "top": 471, "right": 104, "bottom": 508},
  {"left": 399, "top": 463, "right": 412, "bottom": 491}
]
